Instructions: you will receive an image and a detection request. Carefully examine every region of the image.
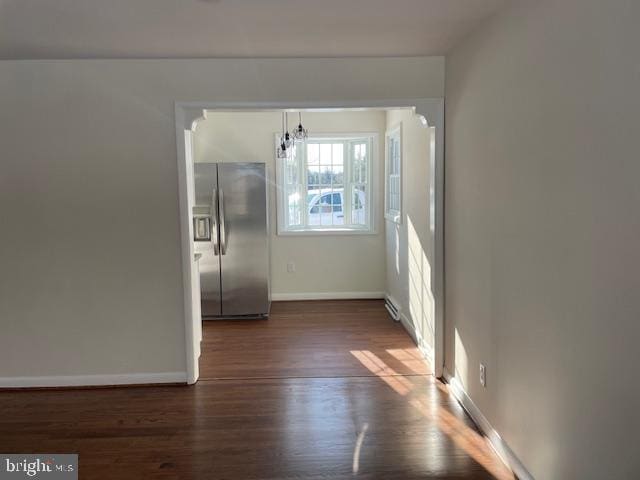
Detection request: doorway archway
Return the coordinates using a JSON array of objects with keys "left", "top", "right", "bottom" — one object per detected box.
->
[{"left": 174, "top": 99, "right": 444, "bottom": 383}]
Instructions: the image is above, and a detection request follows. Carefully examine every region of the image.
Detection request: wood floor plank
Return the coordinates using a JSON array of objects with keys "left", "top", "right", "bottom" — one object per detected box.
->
[
  {"left": 0, "top": 300, "right": 514, "bottom": 479},
  {"left": 200, "top": 299, "right": 431, "bottom": 379},
  {"left": 0, "top": 377, "right": 512, "bottom": 479}
]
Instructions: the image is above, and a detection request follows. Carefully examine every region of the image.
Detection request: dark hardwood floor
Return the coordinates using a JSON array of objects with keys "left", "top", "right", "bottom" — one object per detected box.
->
[
  {"left": 200, "top": 300, "right": 430, "bottom": 379},
  {"left": 0, "top": 300, "right": 514, "bottom": 479}
]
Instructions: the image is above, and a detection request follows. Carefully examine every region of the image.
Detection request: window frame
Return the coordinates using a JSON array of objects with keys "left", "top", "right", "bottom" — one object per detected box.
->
[
  {"left": 384, "top": 124, "right": 402, "bottom": 224},
  {"left": 276, "top": 132, "right": 378, "bottom": 236}
]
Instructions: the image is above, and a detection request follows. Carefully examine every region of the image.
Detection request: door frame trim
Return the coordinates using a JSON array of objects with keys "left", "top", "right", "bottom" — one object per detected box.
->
[{"left": 175, "top": 99, "right": 445, "bottom": 383}]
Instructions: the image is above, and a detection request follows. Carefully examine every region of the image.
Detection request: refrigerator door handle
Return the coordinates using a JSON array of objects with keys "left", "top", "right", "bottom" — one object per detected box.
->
[
  {"left": 211, "top": 188, "right": 219, "bottom": 255},
  {"left": 219, "top": 189, "right": 227, "bottom": 255}
]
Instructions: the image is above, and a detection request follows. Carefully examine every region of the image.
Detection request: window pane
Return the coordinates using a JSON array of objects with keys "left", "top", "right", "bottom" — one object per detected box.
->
[
  {"left": 353, "top": 189, "right": 362, "bottom": 210},
  {"left": 387, "top": 172, "right": 401, "bottom": 213},
  {"left": 334, "top": 209, "right": 344, "bottom": 225},
  {"left": 389, "top": 139, "right": 400, "bottom": 176},
  {"left": 319, "top": 166, "right": 329, "bottom": 185},
  {"left": 352, "top": 185, "right": 366, "bottom": 225},
  {"left": 320, "top": 193, "right": 333, "bottom": 211},
  {"left": 388, "top": 134, "right": 400, "bottom": 220},
  {"left": 326, "top": 165, "right": 343, "bottom": 185},
  {"left": 352, "top": 143, "right": 368, "bottom": 183},
  {"left": 287, "top": 187, "right": 301, "bottom": 226},
  {"left": 319, "top": 144, "right": 332, "bottom": 165},
  {"left": 307, "top": 165, "right": 320, "bottom": 185},
  {"left": 307, "top": 188, "right": 321, "bottom": 224},
  {"left": 332, "top": 144, "right": 344, "bottom": 166},
  {"left": 320, "top": 190, "right": 333, "bottom": 225},
  {"left": 394, "top": 138, "right": 400, "bottom": 174},
  {"left": 307, "top": 143, "right": 319, "bottom": 165},
  {"left": 286, "top": 156, "right": 297, "bottom": 184}
]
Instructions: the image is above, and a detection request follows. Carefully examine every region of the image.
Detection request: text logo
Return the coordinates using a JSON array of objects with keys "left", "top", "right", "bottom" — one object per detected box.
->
[{"left": 0, "top": 455, "right": 77, "bottom": 479}]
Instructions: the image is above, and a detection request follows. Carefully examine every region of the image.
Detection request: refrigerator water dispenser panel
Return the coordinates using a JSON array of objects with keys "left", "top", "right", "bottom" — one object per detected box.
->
[{"left": 193, "top": 217, "right": 211, "bottom": 242}]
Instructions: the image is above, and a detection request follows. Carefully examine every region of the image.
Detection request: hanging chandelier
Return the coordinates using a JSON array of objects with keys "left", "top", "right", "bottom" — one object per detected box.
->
[{"left": 277, "top": 111, "right": 308, "bottom": 159}]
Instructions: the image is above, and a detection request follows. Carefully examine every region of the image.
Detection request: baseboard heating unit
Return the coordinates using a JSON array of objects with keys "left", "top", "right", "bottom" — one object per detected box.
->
[{"left": 384, "top": 296, "right": 400, "bottom": 321}]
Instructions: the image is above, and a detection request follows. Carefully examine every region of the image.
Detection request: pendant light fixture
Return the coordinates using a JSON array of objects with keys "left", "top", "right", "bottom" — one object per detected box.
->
[
  {"left": 277, "top": 111, "right": 308, "bottom": 159},
  {"left": 292, "top": 111, "right": 308, "bottom": 141},
  {"left": 283, "top": 112, "right": 293, "bottom": 149},
  {"left": 276, "top": 111, "right": 288, "bottom": 159}
]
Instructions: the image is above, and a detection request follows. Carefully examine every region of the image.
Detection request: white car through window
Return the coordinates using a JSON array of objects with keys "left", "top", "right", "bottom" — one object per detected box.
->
[{"left": 306, "top": 189, "right": 366, "bottom": 226}]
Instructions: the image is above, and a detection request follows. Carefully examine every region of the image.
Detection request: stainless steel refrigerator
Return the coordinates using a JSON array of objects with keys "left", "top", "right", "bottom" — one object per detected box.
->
[{"left": 193, "top": 162, "right": 270, "bottom": 319}]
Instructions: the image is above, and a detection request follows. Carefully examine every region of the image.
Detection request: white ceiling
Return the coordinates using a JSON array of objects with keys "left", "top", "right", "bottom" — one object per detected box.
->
[{"left": 0, "top": 0, "right": 508, "bottom": 59}]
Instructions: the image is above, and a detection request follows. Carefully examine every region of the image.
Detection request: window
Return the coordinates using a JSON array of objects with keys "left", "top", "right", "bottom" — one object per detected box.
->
[
  {"left": 385, "top": 124, "right": 402, "bottom": 223},
  {"left": 277, "top": 134, "right": 375, "bottom": 234}
]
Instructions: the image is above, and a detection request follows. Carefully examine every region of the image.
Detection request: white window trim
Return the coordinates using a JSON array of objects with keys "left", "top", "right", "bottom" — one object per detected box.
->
[
  {"left": 385, "top": 123, "right": 402, "bottom": 224},
  {"left": 276, "top": 132, "right": 378, "bottom": 236}
]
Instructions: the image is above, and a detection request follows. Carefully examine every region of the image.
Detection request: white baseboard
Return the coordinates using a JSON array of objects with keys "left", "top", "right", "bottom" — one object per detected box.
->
[
  {"left": 271, "top": 291, "right": 385, "bottom": 301},
  {"left": 443, "top": 369, "right": 534, "bottom": 480},
  {"left": 398, "top": 311, "right": 435, "bottom": 367},
  {"left": 0, "top": 372, "right": 187, "bottom": 389}
]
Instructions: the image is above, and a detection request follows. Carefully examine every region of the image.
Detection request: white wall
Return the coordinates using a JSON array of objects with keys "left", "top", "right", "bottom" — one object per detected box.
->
[
  {"left": 0, "top": 57, "right": 444, "bottom": 382},
  {"left": 384, "top": 109, "right": 435, "bottom": 360},
  {"left": 194, "top": 110, "right": 386, "bottom": 296},
  {"left": 445, "top": 1, "right": 640, "bottom": 478}
]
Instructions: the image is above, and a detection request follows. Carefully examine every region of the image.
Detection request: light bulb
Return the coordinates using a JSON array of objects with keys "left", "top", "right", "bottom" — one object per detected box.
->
[
  {"left": 284, "top": 131, "right": 293, "bottom": 148},
  {"left": 292, "top": 112, "right": 308, "bottom": 140},
  {"left": 276, "top": 140, "right": 288, "bottom": 159},
  {"left": 292, "top": 123, "right": 308, "bottom": 140}
]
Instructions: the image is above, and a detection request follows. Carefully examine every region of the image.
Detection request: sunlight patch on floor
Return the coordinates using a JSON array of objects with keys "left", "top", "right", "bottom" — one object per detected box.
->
[
  {"left": 386, "top": 348, "right": 430, "bottom": 375},
  {"left": 352, "top": 347, "right": 514, "bottom": 480},
  {"left": 350, "top": 350, "right": 415, "bottom": 395},
  {"left": 409, "top": 397, "right": 515, "bottom": 480}
]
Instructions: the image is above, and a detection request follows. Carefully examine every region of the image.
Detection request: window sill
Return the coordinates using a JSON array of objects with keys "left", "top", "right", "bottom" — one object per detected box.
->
[{"left": 277, "top": 228, "right": 376, "bottom": 237}]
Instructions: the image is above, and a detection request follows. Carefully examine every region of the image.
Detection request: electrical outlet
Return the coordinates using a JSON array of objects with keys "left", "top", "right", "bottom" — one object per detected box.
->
[
  {"left": 479, "top": 363, "right": 487, "bottom": 387},
  {"left": 286, "top": 261, "right": 296, "bottom": 273}
]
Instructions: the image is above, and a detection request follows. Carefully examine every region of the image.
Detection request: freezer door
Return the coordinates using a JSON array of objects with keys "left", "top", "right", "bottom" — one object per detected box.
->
[
  {"left": 193, "top": 163, "right": 221, "bottom": 317},
  {"left": 218, "top": 163, "right": 269, "bottom": 316}
]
